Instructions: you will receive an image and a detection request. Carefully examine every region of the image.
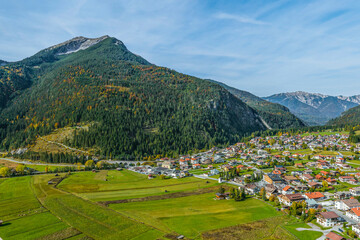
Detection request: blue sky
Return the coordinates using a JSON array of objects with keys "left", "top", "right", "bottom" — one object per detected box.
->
[{"left": 1, "top": 0, "right": 360, "bottom": 96}]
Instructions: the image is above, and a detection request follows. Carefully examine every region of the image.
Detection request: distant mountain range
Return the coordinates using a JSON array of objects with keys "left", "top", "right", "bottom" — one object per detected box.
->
[
  {"left": 264, "top": 91, "right": 360, "bottom": 125},
  {"left": 207, "top": 80, "right": 306, "bottom": 129},
  {"left": 0, "top": 35, "right": 272, "bottom": 159}
]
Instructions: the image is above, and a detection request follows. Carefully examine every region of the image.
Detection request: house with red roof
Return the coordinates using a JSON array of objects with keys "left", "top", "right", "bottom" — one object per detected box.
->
[
  {"left": 304, "top": 192, "right": 325, "bottom": 201},
  {"left": 346, "top": 207, "right": 360, "bottom": 222},
  {"left": 282, "top": 186, "right": 295, "bottom": 195},
  {"left": 325, "top": 232, "right": 345, "bottom": 240}
]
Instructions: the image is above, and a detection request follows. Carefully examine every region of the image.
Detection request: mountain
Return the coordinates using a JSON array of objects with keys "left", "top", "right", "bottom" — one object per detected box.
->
[
  {"left": 0, "top": 60, "right": 7, "bottom": 66},
  {"left": 0, "top": 36, "right": 266, "bottom": 160},
  {"left": 264, "top": 91, "right": 359, "bottom": 125},
  {"left": 207, "top": 80, "right": 306, "bottom": 129},
  {"left": 328, "top": 105, "right": 360, "bottom": 125}
]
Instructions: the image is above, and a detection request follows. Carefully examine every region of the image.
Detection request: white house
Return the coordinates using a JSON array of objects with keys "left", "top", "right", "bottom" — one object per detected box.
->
[
  {"left": 316, "top": 211, "right": 340, "bottom": 227},
  {"left": 346, "top": 207, "right": 360, "bottom": 222},
  {"left": 335, "top": 199, "right": 360, "bottom": 211}
]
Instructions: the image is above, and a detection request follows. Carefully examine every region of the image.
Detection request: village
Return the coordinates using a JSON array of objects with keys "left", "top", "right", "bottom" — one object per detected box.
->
[{"left": 125, "top": 131, "right": 360, "bottom": 239}]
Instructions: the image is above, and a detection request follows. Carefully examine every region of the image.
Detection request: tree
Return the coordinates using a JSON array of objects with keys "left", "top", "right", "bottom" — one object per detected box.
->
[
  {"left": 96, "top": 161, "right": 104, "bottom": 169},
  {"left": 85, "top": 160, "right": 95, "bottom": 168},
  {"left": 77, "top": 162, "right": 82, "bottom": 171},
  {"left": 269, "top": 194, "right": 276, "bottom": 202},
  {"left": 16, "top": 164, "right": 25, "bottom": 175},
  {"left": 0, "top": 167, "right": 11, "bottom": 177},
  {"left": 218, "top": 185, "right": 225, "bottom": 194}
]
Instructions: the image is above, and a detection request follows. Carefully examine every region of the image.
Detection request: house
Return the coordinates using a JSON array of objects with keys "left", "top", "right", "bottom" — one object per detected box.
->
[
  {"left": 334, "top": 191, "right": 352, "bottom": 200},
  {"left": 308, "top": 181, "right": 321, "bottom": 189},
  {"left": 275, "top": 165, "right": 286, "bottom": 173},
  {"left": 326, "top": 178, "right": 338, "bottom": 185},
  {"left": 304, "top": 192, "right": 325, "bottom": 201},
  {"left": 306, "top": 199, "right": 318, "bottom": 208},
  {"left": 350, "top": 187, "right": 360, "bottom": 196},
  {"left": 162, "top": 161, "right": 176, "bottom": 169},
  {"left": 325, "top": 232, "right": 345, "bottom": 240},
  {"left": 339, "top": 175, "right": 357, "bottom": 183},
  {"left": 278, "top": 193, "right": 305, "bottom": 206},
  {"left": 215, "top": 192, "right": 230, "bottom": 200},
  {"left": 335, "top": 199, "right": 360, "bottom": 211},
  {"left": 301, "top": 174, "right": 314, "bottom": 182},
  {"left": 264, "top": 173, "right": 283, "bottom": 184},
  {"left": 282, "top": 186, "right": 295, "bottom": 195},
  {"left": 245, "top": 183, "right": 259, "bottom": 195},
  {"left": 208, "top": 168, "right": 219, "bottom": 176},
  {"left": 316, "top": 211, "right": 340, "bottom": 227},
  {"left": 192, "top": 164, "right": 201, "bottom": 169},
  {"left": 284, "top": 175, "right": 299, "bottom": 183},
  {"left": 265, "top": 184, "right": 278, "bottom": 198},
  {"left": 294, "top": 163, "right": 304, "bottom": 168},
  {"left": 346, "top": 207, "right": 360, "bottom": 222},
  {"left": 352, "top": 224, "right": 360, "bottom": 236}
]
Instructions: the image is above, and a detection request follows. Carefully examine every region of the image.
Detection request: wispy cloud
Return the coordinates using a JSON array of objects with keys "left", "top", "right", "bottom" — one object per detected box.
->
[{"left": 215, "top": 12, "right": 267, "bottom": 25}]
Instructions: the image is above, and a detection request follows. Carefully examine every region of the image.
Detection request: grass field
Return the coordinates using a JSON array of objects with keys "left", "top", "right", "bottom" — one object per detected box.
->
[
  {"left": 110, "top": 193, "right": 281, "bottom": 239},
  {"left": 0, "top": 176, "right": 78, "bottom": 240},
  {"left": 0, "top": 176, "right": 43, "bottom": 221},
  {"left": 58, "top": 170, "right": 218, "bottom": 201},
  {"left": 283, "top": 222, "right": 323, "bottom": 240},
  {"left": 202, "top": 215, "right": 297, "bottom": 240},
  {"left": 32, "top": 174, "right": 163, "bottom": 240}
]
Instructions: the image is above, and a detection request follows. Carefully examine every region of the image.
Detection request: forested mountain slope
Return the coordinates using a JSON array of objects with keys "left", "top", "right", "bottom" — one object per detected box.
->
[
  {"left": 0, "top": 36, "right": 266, "bottom": 159},
  {"left": 207, "top": 80, "right": 306, "bottom": 129},
  {"left": 328, "top": 105, "right": 360, "bottom": 126}
]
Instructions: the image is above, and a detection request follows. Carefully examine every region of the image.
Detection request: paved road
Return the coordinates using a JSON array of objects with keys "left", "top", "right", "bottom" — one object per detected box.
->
[
  {"left": 0, "top": 158, "right": 83, "bottom": 167},
  {"left": 193, "top": 174, "right": 244, "bottom": 187}
]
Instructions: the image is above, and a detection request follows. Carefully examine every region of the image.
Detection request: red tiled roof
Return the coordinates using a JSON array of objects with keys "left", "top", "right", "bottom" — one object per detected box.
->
[
  {"left": 305, "top": 192, "right": 324, "bottom": 199},
  {"left": 351, "top": 207, "right": 360, "bottom": 216},
  {"left": 283, "top": 186, "right": 291, "bottom": 191},
  {"left": 325, "top": 231, "right": 344, "bottom": 240}
]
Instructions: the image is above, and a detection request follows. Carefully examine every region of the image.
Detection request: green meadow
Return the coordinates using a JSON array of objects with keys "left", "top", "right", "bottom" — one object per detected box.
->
[
  {"left": 110, "top": 192, "right": 281, "bottom": 239},
  {"left": 0, "top": 169, "right": 300, "bottom": 239},
  {"left": 58, "top": 170, "right": 217, "bottom": 201}
]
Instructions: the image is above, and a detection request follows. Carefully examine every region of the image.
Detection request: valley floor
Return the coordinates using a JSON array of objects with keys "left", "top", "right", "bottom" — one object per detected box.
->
[{"left": 0, "top": 169, "right": 308, "bottom": 240}]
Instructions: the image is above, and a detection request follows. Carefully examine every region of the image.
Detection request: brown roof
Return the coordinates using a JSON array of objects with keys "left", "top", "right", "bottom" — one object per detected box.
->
[
  {"left": 286, "top": 193, "right": 304, "bottom": 201},
  {"left": 319, "top": 211, "right": 339, "bottom": 219},
  {"left": 325, "top": 232, "right": 345, "bottom": 240},
  {"left": 342, "top": 198, "right": 360, "bottom": 208}
]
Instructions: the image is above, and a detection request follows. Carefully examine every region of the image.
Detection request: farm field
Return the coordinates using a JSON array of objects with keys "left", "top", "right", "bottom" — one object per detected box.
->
[
  {"left": 110, "top": 192, "right": 281, "bottom": 239},
  {"left": 202, "top": 215, "right": 297, "bottom": 240},
  {"left": 32, "top": 174, "right": 163, "bottom": 240},
  {"left": 58, "top": 170, "right": 218, "bottom": 201}
]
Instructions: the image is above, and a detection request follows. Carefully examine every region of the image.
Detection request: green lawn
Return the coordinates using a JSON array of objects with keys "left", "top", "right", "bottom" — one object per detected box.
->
[
  {"left": 110, "top": 193, "right": 281, "bottom": 239},
  {"left": 58, "top": 170, "right": 217, "bottom": 201},
  {"left": 283, "top": 222, "right": 323, "bottom": 240}
]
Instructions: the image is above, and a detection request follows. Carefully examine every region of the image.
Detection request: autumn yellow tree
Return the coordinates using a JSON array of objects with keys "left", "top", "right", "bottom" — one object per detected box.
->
[
  {"left": 16, "top": 164, "right": 25, "bottom": 175},
  {"left": 0, "top": 167, "right": 11, "bottom": 177}
]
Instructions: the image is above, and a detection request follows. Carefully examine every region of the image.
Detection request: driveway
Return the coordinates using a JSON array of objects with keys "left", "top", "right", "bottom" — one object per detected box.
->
[{"left": 296, "top": 222, "right": 340, "bottom": 240}]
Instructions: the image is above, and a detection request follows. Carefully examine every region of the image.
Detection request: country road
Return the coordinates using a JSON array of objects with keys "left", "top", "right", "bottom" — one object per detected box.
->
[
  {"left": 0, "top": 158, "right": 83, "bottom": 167},
  {"left": 38, "top": 137, "right": 90, "bottom": 154}
]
